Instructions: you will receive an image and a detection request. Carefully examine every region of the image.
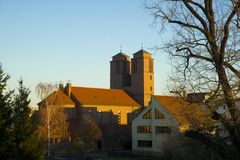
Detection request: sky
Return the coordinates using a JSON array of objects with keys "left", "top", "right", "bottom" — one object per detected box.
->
[{"left": 0, "top": 0, "right": 172, "bottom": 108}]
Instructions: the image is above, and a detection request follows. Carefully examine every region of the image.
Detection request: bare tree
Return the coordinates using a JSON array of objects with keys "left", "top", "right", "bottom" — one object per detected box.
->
[
  {"left": 145, "top": 0, "right": 240, "bottom": 152},
  {"left": 36, "top": 82, "right": 69, "bottom": 156}
]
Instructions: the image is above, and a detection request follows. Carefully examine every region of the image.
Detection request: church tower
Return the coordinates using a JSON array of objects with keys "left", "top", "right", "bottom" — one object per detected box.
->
[
  {"left": 110, "top": 52, "right": 131, "bottom": 89},
  {"left": 130, "top": 49, "right": 154, "bottom": 107}
]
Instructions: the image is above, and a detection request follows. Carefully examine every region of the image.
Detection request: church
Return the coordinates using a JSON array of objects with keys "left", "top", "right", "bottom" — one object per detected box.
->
[{"left": 38, "top": 49, "right": 154, "bottom": 126}]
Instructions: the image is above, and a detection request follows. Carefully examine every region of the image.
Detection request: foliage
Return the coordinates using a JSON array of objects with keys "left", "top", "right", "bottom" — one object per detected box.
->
[
  {"left": 161, "top": 136, "right": 220, "bottom": 160},
  {"left": 11, "top": 80, "right": 45, "bottom": 160},
  {"left": 0, "top": 64, "right": 14, "bottom": 159},
  {"left": 0, "top": 64, "right": 44, "bottom": 159}
]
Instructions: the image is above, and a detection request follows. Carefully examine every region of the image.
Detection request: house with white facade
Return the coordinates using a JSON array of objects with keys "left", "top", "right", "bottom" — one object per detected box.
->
[{"left": 132, "top": 95, "right": 212, "bottom": 153}]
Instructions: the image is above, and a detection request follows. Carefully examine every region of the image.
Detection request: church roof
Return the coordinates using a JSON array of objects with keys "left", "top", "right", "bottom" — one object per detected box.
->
[
  {"left": 71, "top": 87, "right": 141, "bottom": 107},
  {"left": 154, "top": 96, "right": 211, "bottom": 125},
  {"left": 38, "top": 90, "right": 75, "bottom": 107}
]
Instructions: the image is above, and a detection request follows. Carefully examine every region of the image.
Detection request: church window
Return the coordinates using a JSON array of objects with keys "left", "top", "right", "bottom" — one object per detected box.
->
[
  {"left": 88, "top": 110, "right": 92, "bottom": 117},
  {"left": 132, "top": 59, "right": 137, "bottom": 73},
  {"left": 150, "top": 75, "right": 152, "bottom": 80},
  {"left": 150, "top": 86, "right": 152, "bottom": 91},
  {"left": 143, "top": 109, "right": 151, "bottom": 119},
  {"left": 127, "top": 111, "right": 130, "bottom": 124},
  {"left": 98, "top": 110, "right": 102, "bottom": 123},
  {"left": 137, "top": 126, "right": 152, "bottom": 133},
  {"left": 117, "top": 111, "right": 121, "bottom": 124},
  {"left": 155, "top": 108, "right": 164, "bottom": 119},
  {"left": 135, "top": 110, "right": 138, "bottom": 118},
  {"left": 108, "top": 110, "right": 112, "bottom": 124},
  {"left": 155, "top": 126, "right": 171, "bottom": 134}
]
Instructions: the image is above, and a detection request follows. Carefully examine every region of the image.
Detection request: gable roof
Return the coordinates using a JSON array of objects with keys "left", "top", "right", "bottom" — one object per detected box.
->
[
  {"left": 154, "top": 96, "right": 210, "bottom": 125},
  {"left": 38, "top": 90, "right": 75, "bottom": 107},
  {"left": 71, "top": 87, "right": 141, "bottom": 107}
]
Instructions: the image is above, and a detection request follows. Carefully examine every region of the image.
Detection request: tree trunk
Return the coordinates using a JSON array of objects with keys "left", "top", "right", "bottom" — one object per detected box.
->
[{"left": 217, "top": 64, "right": 240, "bottom": 154}]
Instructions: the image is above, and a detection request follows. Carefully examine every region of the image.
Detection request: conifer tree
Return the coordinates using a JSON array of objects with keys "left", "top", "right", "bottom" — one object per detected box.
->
[
  {"left": 12, "top": 80, "right": 45, "bottom": 160},
  {"left": 0, "top": 64, "right": 13, "bottom": 159}
]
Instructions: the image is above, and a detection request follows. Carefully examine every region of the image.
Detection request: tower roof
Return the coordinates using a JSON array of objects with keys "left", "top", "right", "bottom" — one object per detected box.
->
[
  {"left": 133, "top": 49, "right": 152, "bottom": 59},
  {"left": 133, "top": 49, "right": 152, "bottom": 56},
  {"left": 112, "top": 52, "right": 130, "bottom": 61}
]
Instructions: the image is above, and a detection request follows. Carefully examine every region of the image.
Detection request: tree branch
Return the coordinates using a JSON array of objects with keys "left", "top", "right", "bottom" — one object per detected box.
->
[
  {"left": 220, "top": 2, "right": 240, "bottom": 60},
  {"left": 176, "top": 47, "right": 240, "bottom": 79},
  {"left": 182, "top": 0, "right": 209, "bottom": 33}
]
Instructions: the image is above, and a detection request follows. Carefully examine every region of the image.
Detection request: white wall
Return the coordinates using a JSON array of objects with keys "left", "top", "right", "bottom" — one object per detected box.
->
[{"left": 132, "top": 97, "right": 180, "bottom": 153}]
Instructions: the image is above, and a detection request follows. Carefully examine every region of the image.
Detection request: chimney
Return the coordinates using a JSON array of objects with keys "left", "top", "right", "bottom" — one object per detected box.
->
[{"left": 66, "top": 82, "right": 72, "bottom": 97}]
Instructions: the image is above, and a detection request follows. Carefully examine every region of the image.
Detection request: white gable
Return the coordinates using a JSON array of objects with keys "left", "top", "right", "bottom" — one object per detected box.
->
[{"left": 132, "top": 96, "right": 181, "bottom": 153}]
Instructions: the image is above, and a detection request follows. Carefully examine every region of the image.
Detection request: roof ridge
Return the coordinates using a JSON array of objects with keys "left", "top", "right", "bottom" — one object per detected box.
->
[
  {"left": 134, "top": 49, "right": 152, "bottom": 55},
  {"left": 71, "top": 86, "right": 125, "bottom": 92}
]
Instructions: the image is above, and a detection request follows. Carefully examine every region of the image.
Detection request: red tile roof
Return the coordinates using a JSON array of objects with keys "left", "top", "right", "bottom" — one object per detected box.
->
[{"left": 71, "top": 87, "right": 140, "bottom": 107}]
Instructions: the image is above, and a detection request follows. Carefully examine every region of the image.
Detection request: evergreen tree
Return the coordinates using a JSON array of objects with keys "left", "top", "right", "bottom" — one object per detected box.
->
[
  {"left": 12, "top": 80, "right": 45, "bottom": 160},
  {"left": 0, "top": 64, "right": 14, "bottom": 159}
]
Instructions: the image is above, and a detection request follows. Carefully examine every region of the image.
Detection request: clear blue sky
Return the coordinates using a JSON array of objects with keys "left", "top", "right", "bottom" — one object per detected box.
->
[{"left": 0, "top": 0, "right": 172, "bottom": 108}]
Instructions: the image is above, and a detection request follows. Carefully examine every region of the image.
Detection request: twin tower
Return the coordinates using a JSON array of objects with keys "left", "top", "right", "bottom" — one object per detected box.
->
[{"left": 110, "top": 49, "right": 154, "bottom": 107}]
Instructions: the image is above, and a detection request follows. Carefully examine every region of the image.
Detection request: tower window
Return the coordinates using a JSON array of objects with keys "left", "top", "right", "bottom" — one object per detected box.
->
[
  {"left": 150, "top": 86, "right": 152, "bottom": 91},
  {"left": 132, "top": 59, "right": 137, "bottom": 73},
  {"left": 149, "top": 59, "right": 153, "bottom": 72},
  {"left": 150, "top": 75, "right": 152, "bottom": 80},
  {"left": 116, "top": 61, "right": 120, "bottom": 74}
]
